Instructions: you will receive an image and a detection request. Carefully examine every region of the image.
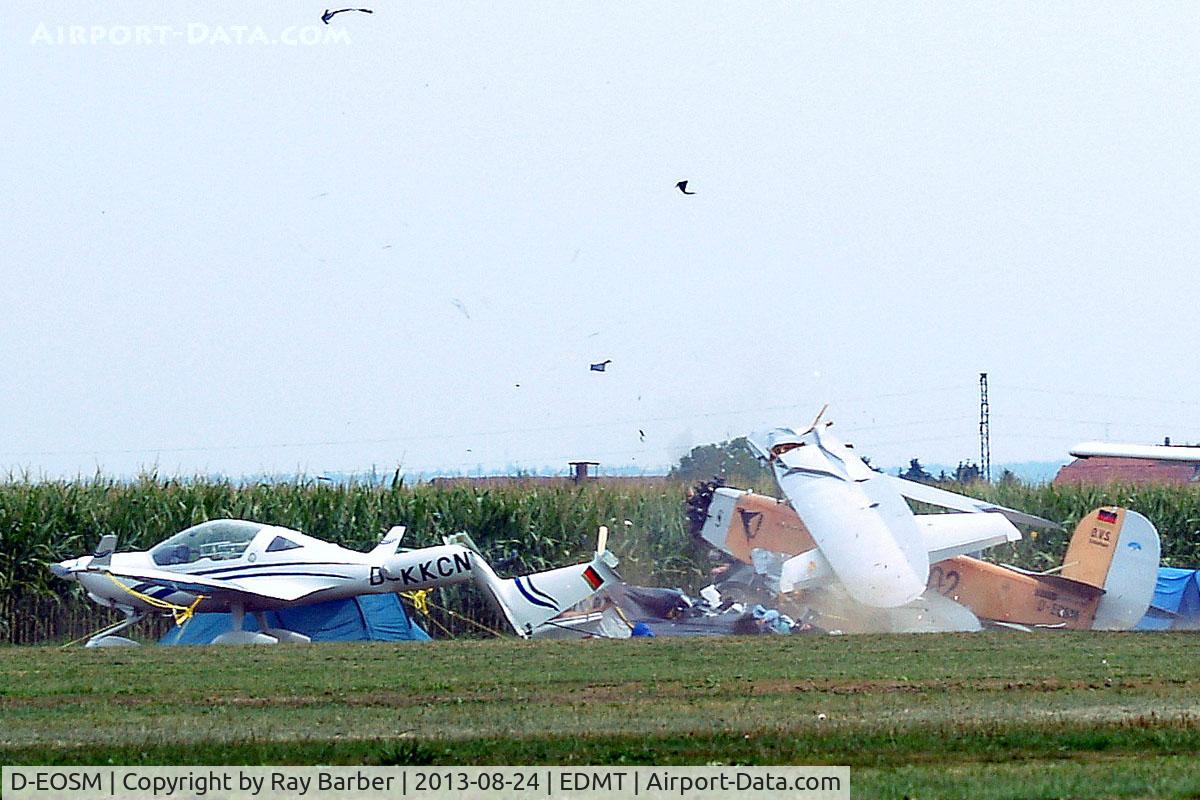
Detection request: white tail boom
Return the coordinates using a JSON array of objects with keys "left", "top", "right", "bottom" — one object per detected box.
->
[{"left": 471, "top": 548, "right": 620, "bottom": 637}]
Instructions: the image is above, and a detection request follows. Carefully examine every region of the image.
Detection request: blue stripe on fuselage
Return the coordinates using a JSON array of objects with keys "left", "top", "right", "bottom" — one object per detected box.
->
[
  {"left": 514, "top": 577, "right": 557, "bottom": 610},
  {"left": 190, "top": 561, "right": 360, "bottom": 576},
  {"left": 523, "top": 576, "right": 558, "bottom": 606}
]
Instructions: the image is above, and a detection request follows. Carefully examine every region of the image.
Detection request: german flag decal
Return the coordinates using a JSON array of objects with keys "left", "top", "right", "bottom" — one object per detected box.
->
[
  {"left": 1097, "top": 509, "right": 1119, "bottom": 524},
  {"left": 582, "top": 566, "right": 604, "bottom": 590}
]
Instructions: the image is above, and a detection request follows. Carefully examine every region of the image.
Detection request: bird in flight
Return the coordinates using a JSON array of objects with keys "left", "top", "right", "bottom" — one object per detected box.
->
[
  {"left": 590, "top": 360, "right": 612, "bottom": 372},
  {"left": 322, "top": 8, "right": 373, "bottom": 24},
  {"left": 676, "top": 180, "right": 695, "bottom": 195}
]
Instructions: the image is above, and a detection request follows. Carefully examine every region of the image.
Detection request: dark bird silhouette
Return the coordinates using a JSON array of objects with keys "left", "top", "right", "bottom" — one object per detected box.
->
[
  {"left": 590, "top": 360, "right": 612, "bottom": 372},
  {"left": 676, "top": 180, "right": 695, "bottom": 195},
  {"left": 322, "top": 8, "right": 373, "bottom": 24},
  {"left": 639, "top": 429, "right": 645, "bottom": 442}
]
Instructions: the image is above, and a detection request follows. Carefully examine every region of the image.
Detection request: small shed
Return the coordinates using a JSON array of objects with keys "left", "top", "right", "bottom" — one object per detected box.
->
[{"left": 568, "top": 461, "right": 600, "bottom": 483}]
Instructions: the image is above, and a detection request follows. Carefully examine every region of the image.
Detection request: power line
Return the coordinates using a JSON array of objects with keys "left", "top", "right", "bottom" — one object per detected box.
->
[
  {"left": 1003, "top": 384, "right": 1200, "bottom": 409},
  {"left": 0, "top": 387, "right": 968, "bottom": 460}
]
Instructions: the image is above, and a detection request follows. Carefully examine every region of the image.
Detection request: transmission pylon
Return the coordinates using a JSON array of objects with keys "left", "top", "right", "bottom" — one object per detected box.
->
[{"left": 979, "top": 372, "right": 991, "bottom": 482}]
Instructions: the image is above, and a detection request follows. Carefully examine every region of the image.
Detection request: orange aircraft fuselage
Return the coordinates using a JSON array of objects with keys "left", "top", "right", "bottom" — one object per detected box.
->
[{"left": 708, "top": 491, "right": 1126, "bottom": 630}]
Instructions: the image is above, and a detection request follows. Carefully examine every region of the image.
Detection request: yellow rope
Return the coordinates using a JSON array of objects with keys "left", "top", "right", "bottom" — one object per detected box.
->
[
  {"left": 398, "top": 591, "right": 508, "bottom": 639},
  {"left": 59, "top": 616, "right": 134, "bottom": 649},
  {"left": 432, "top": 602, "right": 508, "bottom": 638},
  {"left": 419, "top": 609, "right": 456, "bottom": 639},
  {"left": 401, "top": 589, "right": 430, "bottom": 616},
  {"left": 103, "top": 573, "right": 207, "bottom": 626},
  {"left": 611, "top": 604, "right": 635, "bottom": 630}
]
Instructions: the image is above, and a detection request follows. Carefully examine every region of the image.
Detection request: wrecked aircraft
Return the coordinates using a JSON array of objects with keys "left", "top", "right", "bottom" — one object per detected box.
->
[{"left": 684, "top": 414, "right": 1161, "bottom": 633}]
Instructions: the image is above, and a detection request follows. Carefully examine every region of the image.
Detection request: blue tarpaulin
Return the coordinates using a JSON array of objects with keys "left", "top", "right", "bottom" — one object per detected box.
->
[
  {"left": 160, "top": 594, "right": 430, "bottom": 644},
  {"left": 1135, "top": 567, "right": 1200, "bottom": 631}
]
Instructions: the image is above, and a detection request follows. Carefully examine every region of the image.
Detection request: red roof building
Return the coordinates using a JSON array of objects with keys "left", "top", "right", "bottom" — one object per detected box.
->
[{"left": 1054, "top": 457, "right": 1200, "bottom": 486}]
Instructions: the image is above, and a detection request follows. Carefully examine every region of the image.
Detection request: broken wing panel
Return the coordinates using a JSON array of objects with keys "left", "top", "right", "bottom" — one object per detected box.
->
[
  {"left": 755, "top": 424, "right": 929, "bottom": 608},
  {"left": 916, "top": 513, "right": 1022, "bottom": 562},
  {"left": 887, "top": 475, "right": 1062, "bottom": 530},
  {"left": 774, "top": 469, "right": 929, "bottom": 608}
]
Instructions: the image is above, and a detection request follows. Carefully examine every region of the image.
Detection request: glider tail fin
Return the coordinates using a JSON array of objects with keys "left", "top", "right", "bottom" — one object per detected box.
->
[
  {"left": 369, "top": 526, "right": 406, "bottom": 558},
  {"left": 1061, "top": 507, "right": 1161, "bottom": 629},
  {"left": 471, "top": 538, "right": 620, "bottom": 638},
  {"left": 91, "top": 534, "right": 118, "bottom": 567}
]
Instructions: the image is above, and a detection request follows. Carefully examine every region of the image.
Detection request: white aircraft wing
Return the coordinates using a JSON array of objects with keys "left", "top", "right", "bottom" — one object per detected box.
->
[
  {"left": 91, "top": 565, "right": 325, "bottom": 604},
  {"left": 772, "top": 508, "right": 1020, "bottom": 592},
  {"left": 916, "top": 513, "right": 1021, "bottom": 563},
  {"left": 886, "top": 475, "right": 1062, "bottom": 530},
  {"left": 1070, "top": 441, "right": 1200, "bottom": 463},
  {"left": 754, "top": 425, "right": 929, "bottom": 608}
]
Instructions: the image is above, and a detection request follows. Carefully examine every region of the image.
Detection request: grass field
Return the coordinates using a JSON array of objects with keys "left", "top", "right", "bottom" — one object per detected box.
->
[{"left": 3, "top": 632, "right": 1199, "bottom": 798}]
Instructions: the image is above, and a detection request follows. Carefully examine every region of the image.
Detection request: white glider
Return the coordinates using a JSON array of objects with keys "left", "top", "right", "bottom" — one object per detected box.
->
[{"left": 51, "top": 519, "right": 618, "bottom": 645}]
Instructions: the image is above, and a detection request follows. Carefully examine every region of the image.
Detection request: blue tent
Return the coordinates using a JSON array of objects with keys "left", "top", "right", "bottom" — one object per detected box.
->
[
  {"left": 160, "top": 594, "right": 430, "bottom": 645},
  {"left": 1135, "top": 567, "right": 1200, "bottom": 631}
]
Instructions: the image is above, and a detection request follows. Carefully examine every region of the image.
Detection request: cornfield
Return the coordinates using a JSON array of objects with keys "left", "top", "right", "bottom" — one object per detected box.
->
[
  {"left": 0, "top": 475, "right": 701, "bottom": 644},
  {"left": 3, "top": 475, "right": 1200, "bottom": 644}
]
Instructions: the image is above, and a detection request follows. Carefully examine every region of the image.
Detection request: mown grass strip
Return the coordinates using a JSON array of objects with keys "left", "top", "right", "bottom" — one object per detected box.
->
[{"left": 4, "top": 719, "right": 1200, "bottom": 766}]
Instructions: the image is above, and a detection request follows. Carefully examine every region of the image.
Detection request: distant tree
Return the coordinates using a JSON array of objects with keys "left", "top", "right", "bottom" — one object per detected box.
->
[
  {"left": 669, "top": 438, "right": 772, "bottom": 486},
  {"left": 898, "top": 458, "right": 935, "bottom": 484},
  {"left": 951, "top": 461, "right": 982, "bottom": 483},
  {"left": 998, "top": 468, "right": 1019, "bottom": 485}
]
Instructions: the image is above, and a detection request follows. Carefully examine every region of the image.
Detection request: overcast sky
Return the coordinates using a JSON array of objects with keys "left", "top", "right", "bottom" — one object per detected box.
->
[{"left": 4, "top": 2, "right": 1200, "bottom": 479}]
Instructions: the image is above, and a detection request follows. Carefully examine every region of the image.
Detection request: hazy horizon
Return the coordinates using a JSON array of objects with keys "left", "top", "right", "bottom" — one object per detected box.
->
[{"left": 6, "top": 3, "right": 1200, "bottom": 480}]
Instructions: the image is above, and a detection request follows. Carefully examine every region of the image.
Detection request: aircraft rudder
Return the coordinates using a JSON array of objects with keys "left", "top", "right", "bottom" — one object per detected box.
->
[
  {"left": 1061, "top": 507, "right": 1127, "bottom": 588},
  {"left": 369, "top": 526, "right": 406, "bottom": 557},
  {"left": 91, "top": 534, "right": 118, "bottom": 567},
  {"left": 1062, "top": 507, "right": 1161, "bottom": 629},
  {"left": 473, "top": 551, "right": 619, "bottom": 637},
  {"left": 1096, "top": 509, "right": 1160, "bottom": 629}
]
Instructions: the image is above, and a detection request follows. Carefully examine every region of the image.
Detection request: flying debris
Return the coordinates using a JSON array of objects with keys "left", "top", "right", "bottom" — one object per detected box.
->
[
  {"left": 639, "top": 429, "right": 646, "bottom": 442},
  {"left": 590, "top": 359, "right": 612, "bottom": 372},
  {"left": 451, "top": 299, "right": 470, "bottom": 319},
  {"left": 322, "top": 8, "right": 373, "bottom": 24},
  {"left": 51, "top": 521, "right": 618, "bottom": 646},
  {"left": 675, "top": 180, "right": 695, "bottom": 195}
]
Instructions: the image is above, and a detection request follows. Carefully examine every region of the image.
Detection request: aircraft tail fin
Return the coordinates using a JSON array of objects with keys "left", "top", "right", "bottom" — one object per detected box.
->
[
  {"left": 92, "top": 535, "right": 117, "bottom": 567},
  {"left": 369, "top": 526, "right": 406, "bottom": 558},
  {"left": 1061, "top": 507, "right": 1161, "bottom": 629},
  {"left": 471, "top": 533, "right": 620, "bottom": 638}
]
